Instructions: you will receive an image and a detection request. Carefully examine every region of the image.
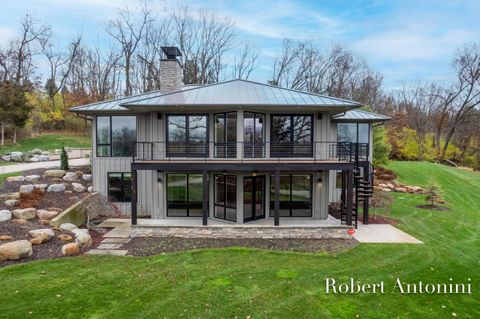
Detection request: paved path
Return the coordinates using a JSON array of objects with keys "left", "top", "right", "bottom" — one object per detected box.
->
[
  {"left": 353, "top": 224, "right": 423, "bottom": 244},
  {"left": 0, "top": 158, "right": 90, "bottom": 174},
  {"left": 87, "top": 219, "right": 130, "bottom": 256}
]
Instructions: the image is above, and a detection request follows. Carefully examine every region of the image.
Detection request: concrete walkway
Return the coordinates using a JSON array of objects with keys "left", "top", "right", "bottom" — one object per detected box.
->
[
  {"left": 353, "top": 224, "right": 423, "bottom": 244},
  {"left": 0, "top": 158, "right": 90, "bottom": 174}
]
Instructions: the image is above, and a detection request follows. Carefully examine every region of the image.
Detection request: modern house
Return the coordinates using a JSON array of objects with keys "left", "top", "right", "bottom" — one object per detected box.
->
[{"left": 70, "top": 47, "right": 389, "bottom": 229}]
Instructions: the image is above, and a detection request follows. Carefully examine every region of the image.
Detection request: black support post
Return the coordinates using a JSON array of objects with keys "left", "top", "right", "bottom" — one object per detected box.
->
[
  {"left": 202, "top": 170, "right": 208, "bottom": 226},
  {"left": 340, "top": 170, "right": 346, "bottom": 205},
  {"left": 274, "top": 169, "right": 280, "bottom": 226},
  {"left": 363, "top": 164, "right": 370, "bottom": 225},
  {"left": 346, "top": 169, "right": 353, "bottom": 226},
  {"left": 131, "top": 169, "right": 137, "bottom": 225}
]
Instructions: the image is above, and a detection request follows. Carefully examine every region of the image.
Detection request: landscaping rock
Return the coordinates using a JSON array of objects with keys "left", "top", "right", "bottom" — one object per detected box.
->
[
  {"left": 0, "top": 192, "right": 20, "bottom": 200},
  {"left": 19, "top": 184, "right": 35, "bottom": 194},
  {"left": 87, "top": 186, "right": 93, "bottom": 193},
  {"left": 63, "top": 172, "right": 78, "bottom": 181},
  {"left": 395, "top": 187, "right": 407, "bottom": 193},
  {"left": 58, "top": 234, "right": 72, "bottom": 242},
  {"left": 28, "top": 229, "right": 55, "bottom": 245},
  {"left": 54, "top": 149, "right": 61, "bottom": 154},
  {"left": 10, "top": 152, "right": 24, "bottom": 162},
  {"left": 7, "top": 176, "right": 25, "bottom": 182},
  {"left": 0, "top": 240, "right": 33, "bottom": 261},
  {"left": 75, "top": 171, "right": 84, "bottom": 178},
  {"left": 47, "top": 183, "right": 66, "bottom": 193},
  {"left": 52, "top": 177, "right": 63, "bottom": 183},
  {"left": 5, "top": 199, "right": 20, "bottom": 207},
  {"left": 31, "top": 148, "right": 42, "bottom": 155},
  {"left": 82, "top": 174, "right": 92, "bottom": 182},
  {"left": 59, "top": 223, "right": 78, "bottom": 232},
  {"left": 25, "top": 175, "right": 41, "bottom": 182},
  {"left": 0, "top": 210, "right": 12, "bottom": 222},
  {"left": 72, "top": 183, "right": 86, "bottom": 193},
  {"left": 43, "top": 169, "right": 66, "bottom": 178},
  {"left": 12, "top": 208, "right": 36, "bottom": 220},
  {"left": 2, "top": 155, "right": 11, "bottom": 161},
  {"left": 39, "top": 155, "right": 50, "bottom": 161},
  {"left": 72, "top": 228, "right": 89, "bottom": 237},
  {"left": 65, "top": 190, "right": 73, "bottom": 194},
  {"left": 0, "top": 235, "right": 12, "bottom": 241},
  {"left": 34, "top": 184, "right": 48, "bottom": 191},
  {"left": 12, "top": 218, "right": 28, "bottom": 225},
  {"left": 62, "top": 243, "right": 80, "bottom": 256},
  {"left": 75, "top": 234, "right": 92, "bottom": 248},
  {"left": 36, "top": 210, "right": 59, "bottom": 221},
  {"left": 29, "top": 156, "right": 40, "bottom": 162},
  {"left": 41, "top": 151, "right": 50, "bottom": 156}
]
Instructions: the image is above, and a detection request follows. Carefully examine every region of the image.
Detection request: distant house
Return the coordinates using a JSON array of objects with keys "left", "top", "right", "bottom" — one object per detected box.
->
[{"left": 70, "top": 47, "right": 389, "bottom": 228}]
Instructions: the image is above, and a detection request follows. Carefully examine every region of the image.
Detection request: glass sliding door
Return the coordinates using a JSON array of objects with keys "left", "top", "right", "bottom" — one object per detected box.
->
[
  {"left": 270, "top": 174, "right": 312, "bottom": 217},
  {"left": 214, "top": 175, "right": 237, "bottom": 222},
  {"left": 166, "top": 114, "right": 208, "bottom": 157},
  {"left": 167, "top": 173, "right": 205, "bottom": 217},
  {"left": 271, "top": 115, "right": 313, "bottom": 157},
  {"left": 244, "top": 176, "right": 265, "bottom": 222},
  {"left": 244, "top": 112, "right": 265, "bottom": 158},
  {"left": 214, "top": 112, "right": 237, "bottom": 158}
]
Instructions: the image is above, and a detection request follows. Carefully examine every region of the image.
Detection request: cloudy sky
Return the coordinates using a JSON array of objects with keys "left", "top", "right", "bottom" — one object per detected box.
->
[{"left": 1, "top": 0, "right": 479, "bottom": 91}]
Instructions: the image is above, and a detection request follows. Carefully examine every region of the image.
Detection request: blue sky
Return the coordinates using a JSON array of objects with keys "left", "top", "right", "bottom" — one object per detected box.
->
[{"left": 0, "top": 0, "right": 479, "bottom": 91}]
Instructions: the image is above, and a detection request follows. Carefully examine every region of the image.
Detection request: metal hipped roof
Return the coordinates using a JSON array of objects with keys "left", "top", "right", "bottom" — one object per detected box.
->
[
  {"left": 332, "top": 109, "right": 391, "bottom": 122},
  {"left": 122, "top": 79, "right": 362, "bottom": 108}
]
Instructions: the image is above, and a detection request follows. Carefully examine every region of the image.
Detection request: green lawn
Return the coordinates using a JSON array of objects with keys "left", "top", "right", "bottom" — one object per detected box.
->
[
  {"left": 1, "top": 162, "right": 479, "bottom": 318},
  {"left": 0, "top": 133, "right": 91, "bottom": 154}
]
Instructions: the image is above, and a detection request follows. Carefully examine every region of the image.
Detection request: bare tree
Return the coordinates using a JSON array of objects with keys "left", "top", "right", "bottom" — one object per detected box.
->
[{"left": 232, "top": 42, "right": 259, "bottom": 79}]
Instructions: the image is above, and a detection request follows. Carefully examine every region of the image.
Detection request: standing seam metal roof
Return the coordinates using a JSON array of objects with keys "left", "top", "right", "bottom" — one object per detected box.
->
[{"left": 332, "top": 109, "right": 391, "bottom": 122}]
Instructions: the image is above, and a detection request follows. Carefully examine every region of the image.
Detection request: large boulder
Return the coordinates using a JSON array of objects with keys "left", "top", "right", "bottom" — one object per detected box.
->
[
  {"left": 47, "top": 183, "right": 66, "bottom": 193},
  {"left": 12, "top": 208, "right": 36, "bottom": 220},
  {"left": 39, "top": 155, "right": 50, "bottom": 161},
  {"left": 63, "top": 172, "right": 78, "bottom": 181},
  {"left": 0, "top": 210, "right": 12, "bottom": 222},
  {"left": 0, "top": 192, "right": 20, "bottom": 200},
  {"left": 0, "top": 240, "right": 32, "bottom": 261},
  {"left": 62, "top": 243, "right": 80, "bottom": 256},
  {"left": 2, "top": 155, "right": 11, "bottom": 161},
  {"left": 7, "top": 176, "right": 25, "bottom": 182},
  {"left": 43, "top": 170, "right": 66, "bottom": 178},
  {"left": 29, "top": 229, "right": 55, "bottom": 245},
  {"left": 10, "top": 152, "right": 24, "bottom": 162},
  {"left": 25, "top": 175, "right": 41, "bottom": 182},
  {"left": 36, "top": 210, "right": 59, "bottom": 221},
  {"left": 4, "top": 199, "right": 19, "bottom": 208},
  {"left": 82, "top": 174, "right": 92, "bottom": 182},
  {"left": 72, "top": 183, "right": 86, "bottom": 193},
  {"left": 19, "top": 184, "right": 35, "bottom": 194},
  {"left": 75, "top": 234, "right": 92, "bottom": 248}
]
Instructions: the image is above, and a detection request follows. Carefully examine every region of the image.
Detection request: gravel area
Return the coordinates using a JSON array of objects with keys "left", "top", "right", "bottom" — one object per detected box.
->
[{"left": 124, "top": 237, "right": 358, "bottom": 256}]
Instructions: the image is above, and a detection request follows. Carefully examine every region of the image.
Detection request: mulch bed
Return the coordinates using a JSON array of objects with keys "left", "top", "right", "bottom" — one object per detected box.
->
[
  {"left": 415, "top": 204, "right": 449, "bottom": 211},
  {"left": 123, "top": 237, "right": 358, "bottom": 256}
]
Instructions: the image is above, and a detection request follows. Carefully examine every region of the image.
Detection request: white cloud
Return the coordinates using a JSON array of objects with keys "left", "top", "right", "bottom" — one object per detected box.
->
[{"left": 0, "top": 26, "right": 17, "bottom": 46}]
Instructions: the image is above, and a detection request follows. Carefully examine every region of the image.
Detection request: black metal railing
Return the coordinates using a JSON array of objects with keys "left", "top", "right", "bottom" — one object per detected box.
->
[{"left": 134, "top": 141, "right": 369, "bottom": 162}]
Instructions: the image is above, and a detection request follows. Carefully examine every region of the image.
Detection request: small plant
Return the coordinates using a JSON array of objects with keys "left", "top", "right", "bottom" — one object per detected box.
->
[
  {"left": 60, "top": 146, "right": 69, "bottom": 171},
  {"left": 424, "top": 183, "right": 440, "bottom": 207},
  {"left": 370, "top": 191, "right": 393, "bottom": 220}
]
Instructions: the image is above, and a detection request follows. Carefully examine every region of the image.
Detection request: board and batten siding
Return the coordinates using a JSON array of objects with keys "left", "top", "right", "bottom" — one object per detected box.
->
[{"left": 92, "top": 113, "right": 164, "bottom": 218}]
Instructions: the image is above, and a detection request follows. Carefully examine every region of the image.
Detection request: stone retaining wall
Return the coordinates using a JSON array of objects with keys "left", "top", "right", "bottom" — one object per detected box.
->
[{"left": 132, "top": 226, "right": 351, "bottom": 239}]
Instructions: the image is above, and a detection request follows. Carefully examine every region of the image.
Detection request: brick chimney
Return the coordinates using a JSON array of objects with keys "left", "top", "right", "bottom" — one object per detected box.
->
[{"left": 160, "top": 47, "right": 183, "bottom": 94}]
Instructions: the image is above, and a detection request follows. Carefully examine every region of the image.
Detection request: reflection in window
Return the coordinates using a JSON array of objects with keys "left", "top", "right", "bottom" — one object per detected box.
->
[
  {"left": 166, "top": 114, "right": 208, "bottom": 157},
  {"left": 97, "top": 116, "right": 136, "bottom": 157},
  {"left": 271, "top": 115, "right": 313, "bottom": 157},
  {"left": 269, "top": 174, "right": 312, "bottom": 217},
  {"left": 337, "top": 123, "right": 370, "bottom": 143},
  {"left": 244, "top": 112, "right": 265, "bottom": 158},
  {"left": 167, "top": 173, "right": 204, "bottom": 217},
  {"left": 214, "top": 112, "right": 237, "bottom": 158},
  {"left": 107, "top": 173, "right": 132, "bottom": 202},
  {"left": 214, "top": 175, "right": 237, "bottom": 222}
]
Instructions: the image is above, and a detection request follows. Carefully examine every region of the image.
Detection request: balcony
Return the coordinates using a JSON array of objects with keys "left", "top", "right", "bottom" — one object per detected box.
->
[{"left": 134, "top": 141, "right": 369, "bottom": 163}]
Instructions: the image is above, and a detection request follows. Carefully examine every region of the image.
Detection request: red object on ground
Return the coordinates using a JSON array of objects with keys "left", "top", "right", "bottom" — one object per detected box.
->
[{"left": 348, "top": 228, "right": 355, "bottom": 235}]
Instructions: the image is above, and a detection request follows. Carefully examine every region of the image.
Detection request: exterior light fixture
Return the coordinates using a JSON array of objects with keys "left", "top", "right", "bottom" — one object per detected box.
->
[{"left": 157, "top": 171, "right": 162, "bottom": 183}]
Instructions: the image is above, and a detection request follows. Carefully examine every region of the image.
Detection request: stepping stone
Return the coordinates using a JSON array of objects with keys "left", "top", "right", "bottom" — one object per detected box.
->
[
  {"left": 87, "top": 249, "right": 128, "bottom": 256},
  {"left": 97, "top": 243, "right": 123, "bottom": 250},
  {"left": 103, "top": 224, "right": 131, "bottom": 238},
  {"left": 97, "top": 218, "right": 130, "bottom": 228},
  {"left": 102, "top": 238, "right": 131, "bottom": 244}
]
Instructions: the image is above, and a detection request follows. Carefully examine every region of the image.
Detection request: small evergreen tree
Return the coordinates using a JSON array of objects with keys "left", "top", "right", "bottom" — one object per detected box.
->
[
  {"left": 60, "top": 146, "right": 69, "bottom": 171},
  {"left": 425, "top": 183, "right": 440, "bottom": 206}
]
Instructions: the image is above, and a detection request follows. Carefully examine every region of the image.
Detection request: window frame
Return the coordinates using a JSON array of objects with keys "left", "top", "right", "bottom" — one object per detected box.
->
[
  {"left": 244, "top": 111, "right": 266, "bottom": 158},
  {"left": 166, "top": 173, "right": 207, "bottom": 217},
  {"left": 96, "top": 115, "right": 137, "bottom": 157},
  {"left": 269, "top": 173, "right": 313, "bottom": 217},
  {"left": 270, "top": 114, "right": 314, "bottom": 158},
  {"left": 214, "top": 111, "right": 237, "bottom": 158},
  {"left": 165, "top": 113, "right": 210, "bottom": 157},
  {"left": 107, "top": 172, "right": 132, "bottom": 203},
  {"left": 214, "top": 174, "right": 237, "bottom": 222},
  {"left": 337, "top": 122, "right": 371, "bottom": 144}
]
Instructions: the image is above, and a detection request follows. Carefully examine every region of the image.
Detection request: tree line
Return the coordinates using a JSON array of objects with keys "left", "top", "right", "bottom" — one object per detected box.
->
[{"left": 0, "top": 4, "right": 478, "bottom": 169}]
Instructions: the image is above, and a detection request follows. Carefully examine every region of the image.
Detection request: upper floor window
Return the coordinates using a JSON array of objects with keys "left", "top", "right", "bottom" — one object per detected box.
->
[
  {"left": 166, "top": 114, "right": 209, "bottom": 157},
  {"left": 214, "top": 112, "right": 237, "bottom": 158},
  {"left": 244, "top": 112, "right": 265, "bottom": 158},
  {"left": 337, "top": 123, "right": 370, "bottom": 143},
  {"left": 271, "top": 114, "right": 313, "bottom": 157},
  {"left": 96, "top": 116, "right": 136, "bottom": 157}
]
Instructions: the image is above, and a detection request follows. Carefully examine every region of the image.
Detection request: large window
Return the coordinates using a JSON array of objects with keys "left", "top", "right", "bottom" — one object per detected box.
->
[
  {"left": 214, "top": 175, "right": 237, "bottom": 222},
  {"left": 166, "top": 114, "right": 208, "bottom": 157},
  {"left": 167, "top": 173, "right": 204, "bottom": 217},
  {"left": 270, "top": 174, "right": 312, "bottom": 217},
  {"left": 214, "top": 112, "right": 237, "bottom": 158},
  {"left": 244, "top": 112, "right": 265, "bottom": 158},
  {"left": 271, "top": 115, "right": 313, "bottom": 157},
  {"left": 107, "top": 173, "right": 132, "bottom": 202},
  {"left": 97, "top": 116, "right": 136, "bottom": 157},
  {"left": 337, "top": 123, "right": 370, "bottom": 143}
]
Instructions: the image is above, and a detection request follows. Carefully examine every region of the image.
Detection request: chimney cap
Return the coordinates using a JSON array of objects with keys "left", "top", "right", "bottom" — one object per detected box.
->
[{"left": 161, "top": 47, "right": 182, "bottom": 60}]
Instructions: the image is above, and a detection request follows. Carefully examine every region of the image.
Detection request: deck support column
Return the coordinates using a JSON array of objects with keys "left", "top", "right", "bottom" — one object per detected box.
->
[
  {"left": 274, "top": 169, "right": 280, "bottom": 226},
  {"left": 202, "top": 170, "right": 208, "bottom": 226},
  {"left": 346, "top": 169, "right": 353, "bottom": 226},
  {"left": 363, "top": 165, "right": 369, "bottom": 225},
  {"left": 131, "top": 169, "right": 138, "bottom": 225}
]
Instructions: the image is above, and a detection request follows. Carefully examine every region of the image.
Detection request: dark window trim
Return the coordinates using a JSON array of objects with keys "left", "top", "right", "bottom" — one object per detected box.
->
[
  {"left": 244, "top": 111, "right": 266, "bottom": 158},
  {"left": 165, "top": 113, "right": 210, "bottom": 157},
  {"left": 166, "top": 173, "right": 207, "bottom": 217},
  {"left": 96, "top": 115, "right": 137, "bottom": 158},
  {"left": 214, "top": 174, "right": 237, "bottom": 222},
  {"left": 270, "top": 114, "right": 314, "bottom": 157},
  {"left": 269, "top": 173, "right": 313, "bottom": 217},
  {"left": 337, "top": 122, "right": 371, "bottom": 144},
  {"left": 107, "top": 172, "right": 132, "bottom": 203},
  {"left": 214, "top": 112, "right": 237, "bottom": 158}
]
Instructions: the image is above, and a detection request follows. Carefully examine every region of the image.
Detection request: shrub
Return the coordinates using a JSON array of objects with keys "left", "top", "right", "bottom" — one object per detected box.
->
[
  {"left": 424, "top": 183, "right": 441, "bottom": 206},
  {"left": 60, "top": 146, "right": 69, "bottom": 171}
]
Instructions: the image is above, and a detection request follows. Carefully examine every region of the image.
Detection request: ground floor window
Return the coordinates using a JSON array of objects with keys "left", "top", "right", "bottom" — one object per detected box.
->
[
  {"left": 107, "top": 173, "right": 132, "bottom": 202},
  {"left": 167, "top": 173, "right": 204, "bottom": 217},
  {"left": 214, "top": 175, "right": 237, "bottom": 222},
  {"left": 269, "top": 174, "right": 312, "bottom": 217}
]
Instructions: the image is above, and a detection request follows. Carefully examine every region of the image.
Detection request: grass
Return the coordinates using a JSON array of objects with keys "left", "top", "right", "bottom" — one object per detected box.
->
[
  {"left": 0, "top": 133, "right": 91, "bottom": 154},
  {"left": 1, "top": 161, "right": 479, "bottom": 318},
  {"left": 0, "top": 172, "right": 23, "bottom": 184}
]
